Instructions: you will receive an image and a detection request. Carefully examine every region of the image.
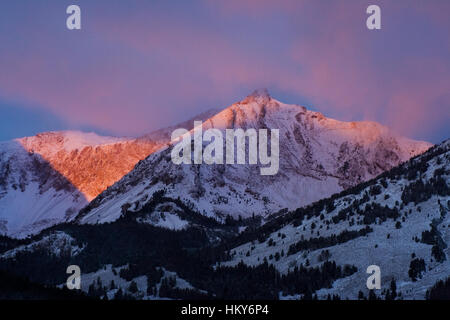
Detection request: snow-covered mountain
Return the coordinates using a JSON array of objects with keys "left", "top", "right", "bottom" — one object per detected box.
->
[
  {"left": 0, "top": 131, "right": 161, "bottom": 237},
  {"left": 0, "top": 138, "right": 447, "bottom": 300},
  {"left": 139, "top": 108, "right": 220, "bottom": 145},
  {"left": 17, "top": 131, "right": 162, "bottom": 202},
  {"left": 0, "top": 109, "right": 226, "bottom": 238},
  {"left": 77, "top": 90, "right": 431, "bottom": 225}
]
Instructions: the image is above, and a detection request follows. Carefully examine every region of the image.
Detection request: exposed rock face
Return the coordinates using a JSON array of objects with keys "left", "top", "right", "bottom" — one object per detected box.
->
[{"left": 18, "top": 132, "right": 161, "bottom": 201}]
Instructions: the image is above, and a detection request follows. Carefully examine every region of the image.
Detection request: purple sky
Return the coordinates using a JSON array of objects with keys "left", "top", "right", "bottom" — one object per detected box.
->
[{"left": 0, "top": 0, "right": 449, "bottom": 143}]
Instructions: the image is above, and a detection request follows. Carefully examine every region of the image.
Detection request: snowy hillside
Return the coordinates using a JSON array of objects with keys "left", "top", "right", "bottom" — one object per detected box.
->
[
  {"left": 222, "top": 139, "right": 450, "bottom": 299},
  {"left": 77, "top": 90, "right": 431, "bottom": 226},
  {"left": 0, "top": 139, "right": 87, "bottom": 238}
]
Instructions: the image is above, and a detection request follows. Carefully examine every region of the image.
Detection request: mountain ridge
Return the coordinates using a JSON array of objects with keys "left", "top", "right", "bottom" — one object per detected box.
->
[
  {"left": 76, "top": 91, "right": 432, "bottom": 226},
  {"left": 0, "top": 90, "right": 433, "bottom": 237}
]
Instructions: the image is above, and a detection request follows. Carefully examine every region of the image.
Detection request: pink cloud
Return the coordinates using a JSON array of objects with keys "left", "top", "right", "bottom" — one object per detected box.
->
[{"left": 0, "top": 0, "right": 448, "bottom": 142}]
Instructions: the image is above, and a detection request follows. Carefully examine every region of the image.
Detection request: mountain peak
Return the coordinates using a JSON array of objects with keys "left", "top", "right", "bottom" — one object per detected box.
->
[{"left": 241, "top": 88, "right": 272, "bottom": 104}]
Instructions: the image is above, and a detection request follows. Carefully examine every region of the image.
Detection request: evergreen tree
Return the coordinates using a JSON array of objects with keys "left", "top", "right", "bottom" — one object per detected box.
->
[
  {"left": 358, "top": 290, "right": 365, "bottom": 300},
  {"left": 128, "top": 280, "right": 138, "bottom": 294},
  {"left": 368, "top": 290, "right": 378, "bottom": 300},
  {"left": 390, "top": 278, "right": 397, "bottom": 299},
  {"left": 114, "top": 288, "right": 123, "bottom": 300}
]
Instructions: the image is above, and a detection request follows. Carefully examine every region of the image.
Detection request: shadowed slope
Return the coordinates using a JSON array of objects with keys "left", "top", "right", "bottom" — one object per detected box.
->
[{"left": 0, "top": 140, "right": 88, "bottom": 237}]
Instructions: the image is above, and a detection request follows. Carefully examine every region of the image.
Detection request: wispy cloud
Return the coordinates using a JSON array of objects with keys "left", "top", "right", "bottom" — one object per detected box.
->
[{"left": 0, "top": 0, "right": 448, "bottom": 142}]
